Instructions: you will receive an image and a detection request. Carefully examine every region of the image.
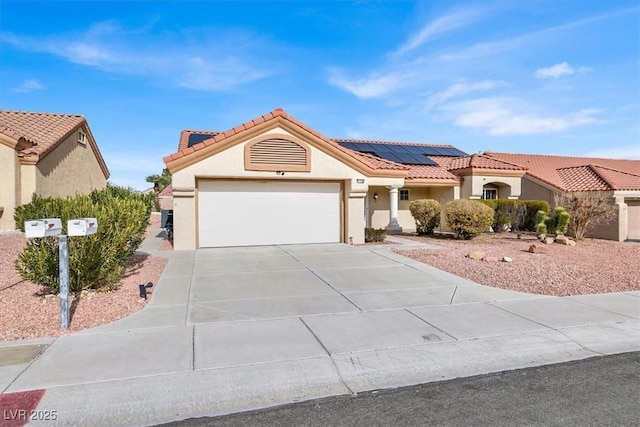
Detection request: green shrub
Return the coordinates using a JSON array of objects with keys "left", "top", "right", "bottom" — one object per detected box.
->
[
  {"left": 444, "top": 200, "right": 494, "bottom": 240},
  {"left": 13, "top": 185, "right": 152, "bottom": 293},
  {"left": 536, "top": 206, "right": 570, "bottom": 237},
  {"left": 522, "top": 200, "right": 550, "bottom": 231},
  {"left": 364, "top": 228, "right": 386, "bottom": 243},
  {"left": 409, "top": 199, "right": 441, "bottom": 235},
  {"left": 479, "top": 199, "right": 526, "bottom": 232}
]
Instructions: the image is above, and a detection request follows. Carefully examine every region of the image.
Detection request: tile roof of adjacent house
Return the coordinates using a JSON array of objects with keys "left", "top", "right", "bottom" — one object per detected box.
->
[
  {"left": 448, "top": 153, "right": 527, "bottom": 171},
  {"left": 0, "top": 110, "right": 109, "bottom": 177},
  {"left": 158, "top": 184, "right": 173, "bottom": 197},
  {"left": 484, "top": 152, "right": 640, "bottom": 191},
  {"left": 0, "top": 110, "right": 85, "bottom": 157}
]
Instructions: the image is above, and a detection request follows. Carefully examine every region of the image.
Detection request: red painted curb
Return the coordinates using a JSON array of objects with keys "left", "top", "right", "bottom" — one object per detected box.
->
[{"left": 0, "top": 389, "right": 46, "bottom": 427}]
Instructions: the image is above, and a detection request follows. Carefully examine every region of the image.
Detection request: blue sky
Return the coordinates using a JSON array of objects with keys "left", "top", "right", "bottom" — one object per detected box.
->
[{"left": 1, "top": 0, "right": 638, "bottom": 190}]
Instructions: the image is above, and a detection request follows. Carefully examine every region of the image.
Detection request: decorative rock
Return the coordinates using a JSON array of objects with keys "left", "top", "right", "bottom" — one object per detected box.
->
[
  {"left": 528, "top": 244, "right": 548, "bottom": 254},
  {"left": 544, "top": 236, "right": 555, "bottom": 244},
  {"left": 555, "top": 235, "right": 572, "bottom": 245},
  {"left": 502, "top": 256, "right": 513, "bottom": 262},
  {"left": 466, "top": 251, "right": 486, "bottom": 260},
  {"left": 484, "top": 256, "right": 499, "bottom": 262},
  {"left": 567, "top": 239, "right": 576, "bottom": 246}
]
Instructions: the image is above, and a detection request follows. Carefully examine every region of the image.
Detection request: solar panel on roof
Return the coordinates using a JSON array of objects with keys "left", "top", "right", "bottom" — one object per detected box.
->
[
  {"left": 337, "top": 142, "right": 358, "bottom": 150},
  {"left": 187, "top": 133, "right": 215, "bottom": 147}
]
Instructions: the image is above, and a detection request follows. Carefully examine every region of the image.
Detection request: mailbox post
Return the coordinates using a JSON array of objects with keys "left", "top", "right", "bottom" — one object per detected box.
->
[{"left": 24, "top": 218, "right": 98, "bottom": 330}]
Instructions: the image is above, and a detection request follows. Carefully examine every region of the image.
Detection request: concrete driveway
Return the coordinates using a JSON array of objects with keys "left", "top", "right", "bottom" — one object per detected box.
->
[{"left": 1, "top": 239, "right": 638, "bottom": 426}]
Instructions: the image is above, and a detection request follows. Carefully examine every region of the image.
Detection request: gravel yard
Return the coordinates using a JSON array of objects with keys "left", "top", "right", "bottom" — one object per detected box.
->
[
  {"left": 396, "top": 233, "right": 640, "bottom": 296},
  {"left": 0, "top": 215, "right": 168, "bottom": 342}
]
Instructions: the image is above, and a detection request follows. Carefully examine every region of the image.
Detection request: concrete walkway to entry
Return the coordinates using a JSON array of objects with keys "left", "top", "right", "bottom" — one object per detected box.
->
[{"left": 1, "top": 231, "right": 638, "bottom": 426}]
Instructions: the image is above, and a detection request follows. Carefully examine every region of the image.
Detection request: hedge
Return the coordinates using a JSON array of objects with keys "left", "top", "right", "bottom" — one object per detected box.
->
[
  {"left": 479, "top": 199, "right": 550, "bottom": 232},
  {"left": 14, "top": 185, "right": 154, "bottom": 293},
  {"left": 364, "top": 228, "right": 386, "bottom": 243}
]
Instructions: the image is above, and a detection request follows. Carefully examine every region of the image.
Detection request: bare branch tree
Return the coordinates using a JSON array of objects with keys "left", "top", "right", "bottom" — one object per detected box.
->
[{"left": 554, "top": 191, "right": 617, "bottom": 240}]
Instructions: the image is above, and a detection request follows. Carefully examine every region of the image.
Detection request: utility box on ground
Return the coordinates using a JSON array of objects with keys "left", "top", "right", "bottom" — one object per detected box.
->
[
  {"left": 67, "top": 218, "right": 98, "bottom": 236},
  {"left": 24, "top": 218, "right": 63, "bottom": 238}
]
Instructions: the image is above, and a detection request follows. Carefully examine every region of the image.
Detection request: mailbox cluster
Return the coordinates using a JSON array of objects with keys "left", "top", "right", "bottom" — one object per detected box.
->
[
  {"left": 24, "top": 218, "right": 98, "bottom": 238},
  {"left": 23, "top": 217, "right": 99, "bottom": 330}
]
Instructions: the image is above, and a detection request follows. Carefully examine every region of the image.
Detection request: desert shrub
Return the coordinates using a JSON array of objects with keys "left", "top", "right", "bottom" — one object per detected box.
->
[
  {"left": 13, "top": 186, "right": 152, "bottom": 293},
  {"left": 554, "top": 191, "right": 616, "bottom": 240},
  {"left": 364, "top": 228, "right": 386, "bottom": 243},
  {"left": 444, "top": 200, "right": 494, "bottom": 240},
  {"left": 521, "top": 200, "right": 550, "bottom": 231},
  {"left": 479, "top": 199, "right": 528, "bottom": 232},
  {"left": 536, "top": 206, "right": 570, "bottom": 237},
  {"left": 409, "top": 199, "right": 441, "bottom": 235}
]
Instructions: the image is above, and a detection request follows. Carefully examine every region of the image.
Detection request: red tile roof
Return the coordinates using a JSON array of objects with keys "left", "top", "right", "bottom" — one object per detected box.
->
[
  {"left": 350, "top": 151, "right": 410, "bottom": 171},
  {"left": 164, "top": 108, "right": 409, "bottom": 175},
  {"left": 485, "top": 152, "right": 640, "bottom": 191},
  {"left": 0, "top": 110, "right": 85, "bottom": 157},
  {"left": 0, "top": 110, "right": 110, "bottom": 177},
  {"left": 334, "top": 138, "right": 458, "bottom": 148},
  {"left": 407, "top": 156, "right": 460, "bottom": 180},
  {"left": 448, "top": 153, "right": 527, "bottom": 171},
  {"left": 158, "top": 184, "right": 173, "bottom": 197}
]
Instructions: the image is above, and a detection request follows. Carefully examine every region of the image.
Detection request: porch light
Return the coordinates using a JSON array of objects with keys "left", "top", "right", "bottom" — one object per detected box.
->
[{"left": 373, "top": 193, "right": 378, "bottom": 201}]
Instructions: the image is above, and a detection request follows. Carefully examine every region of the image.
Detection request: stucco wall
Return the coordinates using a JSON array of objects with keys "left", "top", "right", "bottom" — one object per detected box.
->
[
  {"left": 0, "top": 143, "right": 19, "bottom": 229},
  {"left": 368, "top": 185, "right": 457, "bottom": 232},
  {"left": 460, "top": 174, "right": 522, "bottom": 199},
  {"left": 36, "top": 129, "right": 107, "bottom": 198},
  {"left": 520, "top": 176, "right": 555, "bottom": 204}
]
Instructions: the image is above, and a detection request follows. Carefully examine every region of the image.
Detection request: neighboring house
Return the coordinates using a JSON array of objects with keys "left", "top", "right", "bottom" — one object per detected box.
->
[
  {"left": 163, "top": 108, "right": 638, "bottom": 249},
  {"left": 483, "top": 152, "right": 640, "bottom": 241},
  {"left": 0, "top": 110, "right": 110, "bottom": 230},
  {"left": 157, "top": 184, "right": 173, "bottom": 210}
]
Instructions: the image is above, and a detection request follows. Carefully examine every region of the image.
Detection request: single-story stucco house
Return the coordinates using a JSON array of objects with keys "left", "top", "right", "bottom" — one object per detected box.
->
[
  {"left": 0, "top": 110, "right": 110, "bottom": 230},
  {"left": 163, "top": 108, "right": 639, "bottom": 249}
]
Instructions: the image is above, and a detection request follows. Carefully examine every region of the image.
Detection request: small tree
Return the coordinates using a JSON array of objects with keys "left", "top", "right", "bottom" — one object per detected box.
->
[
  {"left": 555, "top": 191, "right": 617, "bottom": 240},
  {"left": 409, "top": 199, "right": 441, "bottom": 235},
  {"left": 145, "top": 168, "right": 172, "bottom": 193}
]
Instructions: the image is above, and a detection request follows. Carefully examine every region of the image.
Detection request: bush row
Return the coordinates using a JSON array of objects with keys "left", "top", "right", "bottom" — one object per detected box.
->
[
  {"left": 479, "top": 199, "right": 550, "bottom": 232},
  {"left": 364, "top": 228, "right": 386, "bottom": 243},
  {"left": 14, "top": 185, "right": 154, "bottom": 293}
]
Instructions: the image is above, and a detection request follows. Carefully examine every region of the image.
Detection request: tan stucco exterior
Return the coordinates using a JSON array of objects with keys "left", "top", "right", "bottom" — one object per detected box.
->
[
  {"left": 0, "top": 125, "right": 108, "bottom": 230},
  {"left": 458, "top": 171, "right": 523, "bottom": 200}
]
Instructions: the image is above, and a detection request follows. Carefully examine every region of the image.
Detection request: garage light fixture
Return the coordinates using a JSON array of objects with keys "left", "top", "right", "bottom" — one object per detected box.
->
[
  {"left": 373, "top": 193, "right": 378, "bottom": 202},
  {"left": 276, "top": 171, "right": 285, "bottom": 176}
]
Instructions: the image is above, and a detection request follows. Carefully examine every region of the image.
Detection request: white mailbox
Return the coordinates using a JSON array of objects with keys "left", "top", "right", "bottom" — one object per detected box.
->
[
  {"left": 24, "top": 218, "right": 63, "bottom": 238},
  {"left": 67, "top": 218, "right": 98, "bottom": 236}
]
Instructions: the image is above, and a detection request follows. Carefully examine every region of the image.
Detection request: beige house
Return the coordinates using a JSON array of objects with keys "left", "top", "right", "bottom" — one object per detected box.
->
[
  {"left": 163, "top": 108, "right": 640, "bottom": 248},
  {"left": 164, "top": 108, "right": 529, "bottom": 249},
  {"left": 0, "top": 111, "right": 109, "bottom": 230},
  {"left": 483, "top": 152, "right": 640, "bottom": 241}
]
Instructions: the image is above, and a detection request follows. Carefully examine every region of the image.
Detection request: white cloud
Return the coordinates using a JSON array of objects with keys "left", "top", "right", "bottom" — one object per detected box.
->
[
  {"left": 535, "top": 62, "right": 591, "bottom": 79},
  {"left": 425, "top": 80, "right": 505, "bottom": 109},
  {"left": 12, "top": 79, "right": 45, "bottom": 93},
  {"left": 327, "top": 67, "right": 411, "bottom": 99},
  {"left": 448, "top": 97, "right": 603, "bottom": 136},
  {"left": 395, "top": 8, "right": 481, "bottom": 56},
  {"left": 1, "top": 22, "right": 272, "bottom": 91}
]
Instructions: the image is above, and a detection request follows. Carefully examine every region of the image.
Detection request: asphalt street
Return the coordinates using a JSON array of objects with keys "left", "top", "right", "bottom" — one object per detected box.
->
[{"left": 160, "top": 352, "right": 640, "bottom": 427}]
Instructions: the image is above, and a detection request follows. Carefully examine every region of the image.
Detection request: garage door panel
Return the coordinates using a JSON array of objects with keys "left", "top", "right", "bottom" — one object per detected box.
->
[{"left": 198, "top": 181, "right": 341, "bottom": 248}]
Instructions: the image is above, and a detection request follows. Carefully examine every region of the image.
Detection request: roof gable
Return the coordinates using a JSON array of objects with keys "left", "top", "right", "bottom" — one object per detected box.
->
[{"left": 164, "top": 108, "right": 408, "bottom": 178}]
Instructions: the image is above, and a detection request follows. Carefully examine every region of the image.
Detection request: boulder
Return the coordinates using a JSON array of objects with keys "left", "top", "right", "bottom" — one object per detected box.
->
[
  {"left": 466, "top": 250, "right": 486, "bottom": 260},
  {"left": 502, "top": 256, "right": 513, "bottom": 262},
  {"left": 528, "top": 244, "right": 548, "bottom": 254},
  {"left": 543, "top": 236, "right": 555, "bottom": 244},
  {"left": 555, "top": 235, "right": 573, "bottom": 245},
  {"left": 484, "top": 256, "right": 499, "bottom": 262}
]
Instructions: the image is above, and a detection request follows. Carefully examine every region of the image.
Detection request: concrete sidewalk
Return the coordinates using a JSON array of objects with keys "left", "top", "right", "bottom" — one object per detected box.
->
[{"left": 0, "top": 231, "right": 638, "bottom": 426}]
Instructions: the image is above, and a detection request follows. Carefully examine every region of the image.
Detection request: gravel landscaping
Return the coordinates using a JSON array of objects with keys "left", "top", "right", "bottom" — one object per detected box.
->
[
  {"left": 396, "top": 233, "right": 640, "bottom": 296},
  {"left": 0, "top": 215, "right": 168, "bottom": 342}
]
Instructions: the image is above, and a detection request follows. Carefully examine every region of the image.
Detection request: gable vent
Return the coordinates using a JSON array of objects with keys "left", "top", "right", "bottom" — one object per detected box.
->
[{"left": 245, "top": 135, "right": 311, "bottom": 172}]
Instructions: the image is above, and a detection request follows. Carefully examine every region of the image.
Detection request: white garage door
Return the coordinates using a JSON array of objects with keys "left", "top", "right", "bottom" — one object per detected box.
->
[
  {"left": 198, "top": 180, "right": 341, "bottom": 247},
  {"left": 628, "top": 200, "right": 640, "bottom": 240}
]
